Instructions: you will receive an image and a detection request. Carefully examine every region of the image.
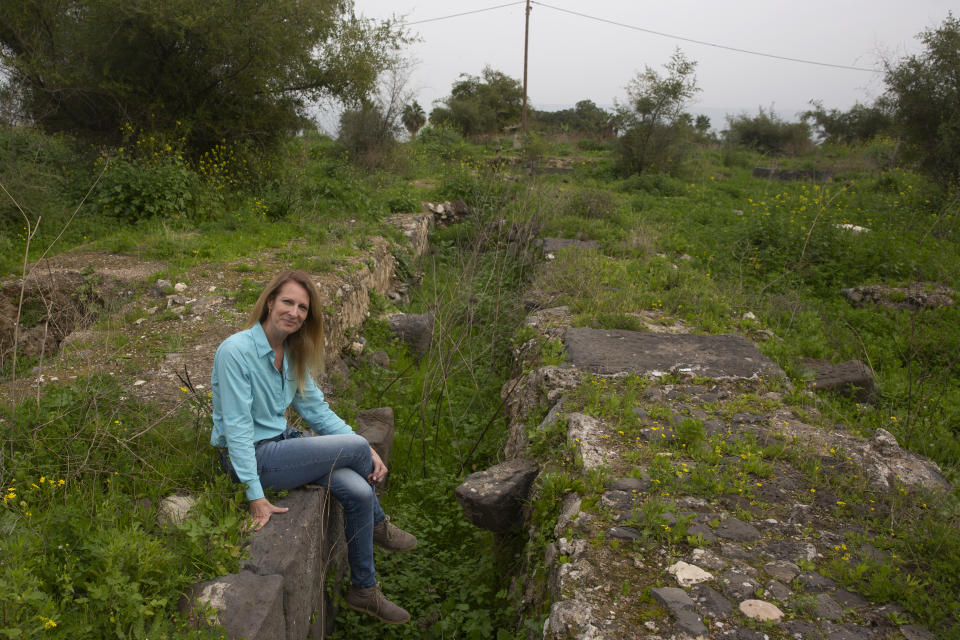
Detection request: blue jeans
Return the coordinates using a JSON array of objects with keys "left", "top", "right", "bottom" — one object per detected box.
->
[{"left": 229, "top": 428, "right": 385, "bottom": 588}]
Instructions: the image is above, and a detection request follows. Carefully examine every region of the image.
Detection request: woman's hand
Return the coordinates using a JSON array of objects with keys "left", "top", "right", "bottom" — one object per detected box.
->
[
  {"left": 249, "top": 497, "right": 289, "bottom": 530},
  {"left": 368, "top": 447, "right": 388, "bottom": 485}
]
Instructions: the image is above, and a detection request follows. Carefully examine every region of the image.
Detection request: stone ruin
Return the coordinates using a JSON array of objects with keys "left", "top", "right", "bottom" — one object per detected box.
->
[{"left": 457, "top": 304, "right": 949, "bottom": 639}]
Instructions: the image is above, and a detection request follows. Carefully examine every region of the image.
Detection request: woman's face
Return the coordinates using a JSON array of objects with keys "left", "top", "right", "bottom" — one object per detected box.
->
[{"left": 265, "top": 280, "right": 310, "bottom": 339}]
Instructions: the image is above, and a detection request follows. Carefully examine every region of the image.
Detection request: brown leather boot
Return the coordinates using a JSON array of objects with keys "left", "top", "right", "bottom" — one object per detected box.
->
[
  {"left": 345, "top": 584, "right": 410, "bottom": 624},
  {"left": 373, "top": 516, "right": 417, "bottom": 552}
]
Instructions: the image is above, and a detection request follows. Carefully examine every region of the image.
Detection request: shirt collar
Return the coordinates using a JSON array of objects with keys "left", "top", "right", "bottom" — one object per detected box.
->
[{"left": 250, "top": 322, "right": 276, "bottom": 359}]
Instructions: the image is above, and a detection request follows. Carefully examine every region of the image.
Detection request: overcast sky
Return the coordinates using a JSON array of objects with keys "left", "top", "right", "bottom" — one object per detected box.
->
[{"left": 352, "top": 0, "right": 955, "bottom": 124}]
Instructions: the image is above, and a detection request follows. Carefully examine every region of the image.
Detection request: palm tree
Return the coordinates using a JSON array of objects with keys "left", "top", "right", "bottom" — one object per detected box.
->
[{"left": 401, "top": 101, "right": 426, "bottom": 139}]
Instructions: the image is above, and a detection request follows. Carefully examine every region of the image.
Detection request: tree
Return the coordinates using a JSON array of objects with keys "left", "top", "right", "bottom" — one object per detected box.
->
[
  {"left": 429, "top": 67, "right": 523, "bottom": 137},
  {"left": 801, "top": 100, "right": 893, "bottom": 144},
  {"left": 724, "top": 107, "right": 812, "bottom": 155},
  {"left": 614, "top": 50, "right": 699, "bottom": 175},
  {"left": 529, "top": 100, "right": 613, "bottom": 138},
  {"left": 338, "top": 57, "right": 415, "bottom": 163},
  {"left": 0, "top": 0, "right": 406, "bottom": 151},
  {"left": 402, "top": 101, "right": 426, "bottom": 138},
  {"left": 884, "top": 13, "right": 960, "bottom": 185}
]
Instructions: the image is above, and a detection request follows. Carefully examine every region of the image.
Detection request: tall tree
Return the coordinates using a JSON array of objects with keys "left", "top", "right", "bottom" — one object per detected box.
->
[
  {"left": 429, "top": 67, "right": 523, "bottom": 137},
  {"left": 0, "top": 0, "right": 406, "bottom": 150},
  {"left": 401, "top": 101, "right": 426, "bottom": 138},
  {"left": 884, "top": 13, "right": 960, "bottom": 185},
  {"left": 614, "top": 49, "right": 699, "bottom": 175}
]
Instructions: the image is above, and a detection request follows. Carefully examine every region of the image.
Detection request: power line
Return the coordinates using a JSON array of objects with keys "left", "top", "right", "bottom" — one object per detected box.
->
[
  {"left": 533, "top": 1, "right": 881, "bottom": 73},
  {"left": 404, "top": 1, "right": 526, "bottom": 26}
]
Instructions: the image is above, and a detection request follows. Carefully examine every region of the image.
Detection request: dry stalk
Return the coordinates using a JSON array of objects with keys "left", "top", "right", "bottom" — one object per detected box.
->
[
  {"left": 0, "top": 160, "right": 107, "bottom": 393},
  {"left": 0, "top": 179, "right": 40, "bottom": 389}
]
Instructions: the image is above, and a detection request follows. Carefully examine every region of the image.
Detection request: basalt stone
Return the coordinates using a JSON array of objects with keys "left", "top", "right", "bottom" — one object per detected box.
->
[
  {"left": 181, "top": 571, "right": 286, "bottom": 640},
  {"left": 455, "top": 459, "right": 539, "bottom": 533},
  {"left": 610, "top": 475, "right": 650, "bottom": 493},
  {"left": 703, "top": 419, "right": 728, "bottom": 436},
  {"left": 797, "top": 358, "right": 876, "bottom": 404},
  {"left": 562, "top": 329, "right": 785, "bottom": 379},
  {"left": 608, "top": 526, "right": 643, "bottom": 540},
  {"left": 781, "top": 620, "right": 822, "bottom": 639},
  {"left": 718, "top": 570, "right": 760, "bottom": 601},
  {"left": 785, "top": 503, "right": 814, "bottom": 524},
  {"left": 814, "top": 593, "right": 845, "bottom": 620},
  {"left": 673, "top": 608, "right": 708, "bottom": 638},
  {"left": 900, "top": 625, "right": 937, "bottom": 640},
  {"left": 719, "top": 542, "right": 756, "bottom": 563},
  {"left": 650, "top": 586, "right": 695, "bottom": 613},
  {"left": 796, "top": 571, "right": 837, "bottom": 593},
  {"left": 763, "top": 560, "right": 800, "bottom": 582},
  {"left": 764, "top": 579, "right": 792, "bottom": 601},
  {"left": 649, "top": 588, "right": 707, "bottom": 637},
  {"left": 601, "top": 490, "right": 635, "bottom": 511},
  {"left": 718, "top": 630, "right": 769, "bottom": 640},
  {"left": 243, "top": 489, "right": 324, "bottom": 640},
  {"left": 354, "top": 407, "right": 395, "bottom": 466},
  {"left": 831, "top": 589, "right": 869, "bottom": 609},
  {"left": 387, "top": 312, "right": 435, "bottom": 357},
  {"left": 689, "top": 548, "right": 727, "bottom": 571},
  {"left": 689, "top": 584, "right": 734, "bottom": 619},
  {"left": 368, "top": 349, "right": 390, "bottom": 368},
  {"left": 643, "top": 387, "right": 664, "bottom": 402},
  {"left": 715, "top": 517, "right": 761, "bottom": 541},
  {"left": 686, "top": 523, "right": 717, "bottom": 543},
  {"left": 821, "top": 622, "right": 873, "bottom": 640},
  {"left": 762, "top": 539, "right": 819, "bottom": 562}
]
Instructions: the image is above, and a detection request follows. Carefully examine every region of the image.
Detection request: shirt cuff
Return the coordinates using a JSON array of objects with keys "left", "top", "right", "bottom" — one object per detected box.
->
[{"left": 245, "top": 480, "right": 265, "bottom": 502}]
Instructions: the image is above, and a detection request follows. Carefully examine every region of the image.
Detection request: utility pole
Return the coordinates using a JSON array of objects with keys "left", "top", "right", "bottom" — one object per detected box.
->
[{"left": 521, "top": 0, "right": 531, "bottom": 136}]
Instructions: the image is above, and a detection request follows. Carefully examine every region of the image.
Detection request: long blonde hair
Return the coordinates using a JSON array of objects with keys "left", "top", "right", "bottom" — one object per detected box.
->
[{"left": 248, "top": 270, "right": 325, "bottom": 394}]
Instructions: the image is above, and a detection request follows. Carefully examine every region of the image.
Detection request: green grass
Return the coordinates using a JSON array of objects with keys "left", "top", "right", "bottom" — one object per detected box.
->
[
  {"left": 0, "top": 375, "right": 244, "bottom": 639},
  {"left": 5, "top": 125, "right": 960, "bottom": 637}
]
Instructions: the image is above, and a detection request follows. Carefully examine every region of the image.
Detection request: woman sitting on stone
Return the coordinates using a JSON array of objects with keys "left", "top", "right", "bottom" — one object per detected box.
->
[{"left": 210, "top": 269, "right": 415, "bottom": 625}]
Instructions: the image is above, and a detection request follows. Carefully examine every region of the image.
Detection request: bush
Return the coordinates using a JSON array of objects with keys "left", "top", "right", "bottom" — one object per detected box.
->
[
  {"left": 884, "top": 13, "right": 960, "bottom": 186},
  {"left": 613, "top": 50, "right": 700, "bottom": 176},
  {"left": 562, "top": 188, "right": 619, "bottom": 219},
  {"left": 429, "top": 67, "right": 523, "bottom": 137},
  {"left": 383, "top": 186, "right": 420, "bottom": 213},
  {"left": 0, "top": 126, "right": 77, "bottom": 228},
  {"left": 412, "top": 126, "right": 471, "bottom": 161},
  {"left": 802, "top": 100, "right": 894, "bottom": 144},
  {"left": 576, "top": 138, "right": 609, "bottom": 152},
  {"left": 724, "top": 107, "right": 812, "bottom": 155},
  {"left": 94, "top": 157, "right": 210, "bottom": 223},
  {"left": 337, "top": 101, "right": 398, "bottom": 167},
  {"left": 614, "top": 173, "right": 686, "bottom": 197}
]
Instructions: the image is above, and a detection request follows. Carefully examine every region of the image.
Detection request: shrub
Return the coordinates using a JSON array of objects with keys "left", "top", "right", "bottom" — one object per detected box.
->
[
  {"left": 724, "top": 107, "right": 812, "bottom": 155},
  {"left": 337, "top": 101, "right": 397, "bottom": 166},
  {"left": 884, "top": 13, "right": 960, "bottom": 186},
  {"left": 614, "top": 173, "right": 686, "bottom": 197},
  {"left": 613, "top": 50, "right": 699, "bottom": 176},
  {"left": 802, "top": 100, "right": 894, "bottom": 144},
  {"left": 429, "top": 67, "right": 523, "bottom": 137},
  {"left": 94, "top": 157, "right": 209, "bottom": 223},
  {"left": 412, "top": 126, "right": 471, "bottom": 161},
  {"left": 562, "top": 187, "right": 619, "bottom": 219}
]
